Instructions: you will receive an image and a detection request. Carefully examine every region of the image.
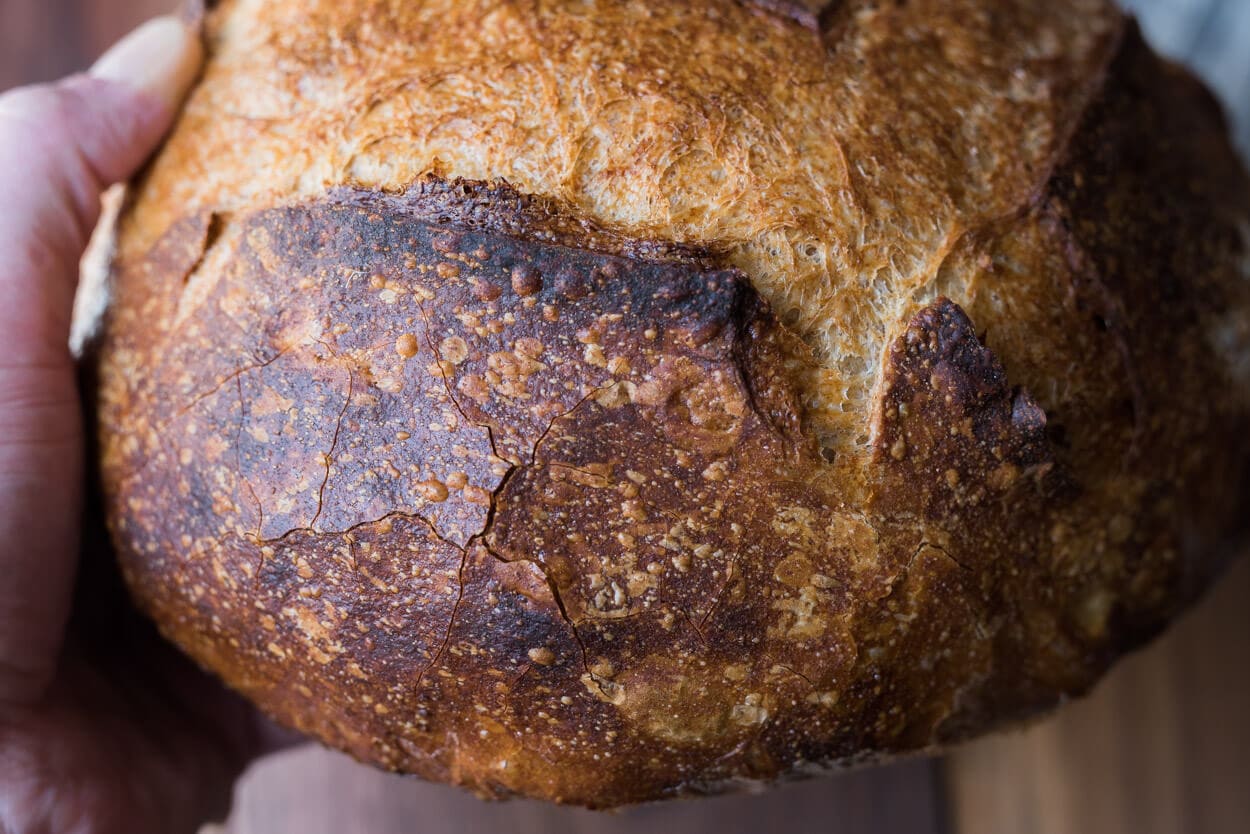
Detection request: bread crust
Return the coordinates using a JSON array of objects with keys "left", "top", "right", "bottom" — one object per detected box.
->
[{"left": 92, "top": 0, "right": 1250, "bottom": 806}]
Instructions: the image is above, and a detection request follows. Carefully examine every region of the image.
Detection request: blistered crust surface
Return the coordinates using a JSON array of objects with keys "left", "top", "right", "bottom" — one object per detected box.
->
[{"left": 94, "top": 0, "right": 1250, "bottom": 809}]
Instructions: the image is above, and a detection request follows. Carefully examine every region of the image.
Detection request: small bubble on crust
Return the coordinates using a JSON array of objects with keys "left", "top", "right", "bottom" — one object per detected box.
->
[
  {"left": 464, "top": 485, "right": 492, "bottom": 505},
  {"left": 527, "top": 647, "right": 556, "bottom": 666},
  {"left": 511, "top": 265, "right": 543, "bottom": 296},
  {"left": 417, "top": 480, "right": 449, "bottom": 502},
  {"left": 472, "top": 279, "right": 502, "bottom": 302},
  {"left": 583, "top": 344, "right": 608, "bottom": 367},
  {"left": 440, "top": 336, "right": 469, "bottom": 365},
  {"left": 702, "top": 460, "right": 729, "bottom": 481},
  {"left": 395, "top": 334, "right": 420, "bottom": 358}
]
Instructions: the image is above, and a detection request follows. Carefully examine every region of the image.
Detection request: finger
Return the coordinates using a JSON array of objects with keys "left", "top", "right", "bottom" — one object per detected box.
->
[
  {"left": 0, "top": 18, "right": 203, "bottom": 366},
  {"left": 0, "top": 17, "right": 203, "bottom": 708}
]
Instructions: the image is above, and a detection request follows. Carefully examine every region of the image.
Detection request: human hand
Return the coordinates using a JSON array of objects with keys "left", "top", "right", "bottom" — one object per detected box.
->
[{"left": 0, "top": 17, "right": 283, "bottom": 834}]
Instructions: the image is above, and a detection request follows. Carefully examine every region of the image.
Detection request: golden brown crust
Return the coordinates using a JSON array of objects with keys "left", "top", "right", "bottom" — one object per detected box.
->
[
  {"left": 119, "top": 0, "right": 1128, "bottom": 453},
  {"left": 90, "top": 0, "right": 1250, "bottom": 808}
]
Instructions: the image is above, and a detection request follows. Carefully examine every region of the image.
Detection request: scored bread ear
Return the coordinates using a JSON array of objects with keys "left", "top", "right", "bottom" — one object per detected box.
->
[{"left": 872, "top": 297, "right": 1057, "bottom": 521}]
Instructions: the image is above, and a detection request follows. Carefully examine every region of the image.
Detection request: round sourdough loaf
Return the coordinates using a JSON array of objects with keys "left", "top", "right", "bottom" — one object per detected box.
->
[{"left": 89, "top": 0, "right": 1250, "bottom": 807}]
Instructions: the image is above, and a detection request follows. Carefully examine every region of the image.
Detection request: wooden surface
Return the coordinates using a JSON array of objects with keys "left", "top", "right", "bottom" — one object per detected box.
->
[
  {"left": 949, "top": 558, "right": 1250, "bottom": 834},
  {"left": 228, "top": 754, "right": 946, "bottom": 834},
  {"left": 2, "top": 2, "right": 1247, "bottom": 832}
]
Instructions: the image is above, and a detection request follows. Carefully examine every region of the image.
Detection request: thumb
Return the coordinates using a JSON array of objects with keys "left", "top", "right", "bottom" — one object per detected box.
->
[
  {"left": 0, "top": 17, "right": 202, "bottom": 708},
  {"left": 0, "top": 17, "right": 203, "bottom": 366}
]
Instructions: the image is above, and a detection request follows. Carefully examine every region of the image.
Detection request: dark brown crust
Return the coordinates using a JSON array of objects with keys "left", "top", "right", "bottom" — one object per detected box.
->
[
  {"left": 332, "top": 177, "right": 717, "bottom": 268},
  {"left": 737, "top": 0, "right": 821, "bottom": 31},
  {"left": 103, "top": 181, "right": 1006, "bottom": 802},
  {"left": 873, "top": 298, "right": 1056, "bottom": 519},
  {"left": 918, "top": 23, "right": 1250, "bottom": 740},
  {"left": 104, "top": 186, "right": 857, "bottom": 803},
  {"left": 93, "top": 6, "right": 1250, "bottom": 810},
  {"left": 1038, "top": 20, "right": 1250, "bottom": 615}
]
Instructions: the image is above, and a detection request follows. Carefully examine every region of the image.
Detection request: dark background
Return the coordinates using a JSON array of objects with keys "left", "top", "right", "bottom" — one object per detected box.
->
[{"left": 2, "top": 1, "right": 1247, "bottom": 832}]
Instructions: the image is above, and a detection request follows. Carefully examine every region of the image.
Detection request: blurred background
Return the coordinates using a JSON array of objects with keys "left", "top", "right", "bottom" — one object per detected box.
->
[{"left": 1, "top": 1, "right": 1247, "bottom": 832}]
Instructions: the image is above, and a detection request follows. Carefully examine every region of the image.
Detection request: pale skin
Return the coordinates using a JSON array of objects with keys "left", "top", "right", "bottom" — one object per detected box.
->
[{"left": 0, "top": 18, "right": 283, "bottom": 834}]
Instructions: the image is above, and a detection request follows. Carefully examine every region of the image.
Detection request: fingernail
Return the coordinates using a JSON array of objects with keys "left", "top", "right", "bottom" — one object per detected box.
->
[{"left": 89, "top": 16, "right": 203, "bottom": 112}]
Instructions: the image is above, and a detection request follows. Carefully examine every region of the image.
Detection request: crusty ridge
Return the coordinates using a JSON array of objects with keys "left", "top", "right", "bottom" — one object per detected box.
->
[{"left": 124, "top": 0, "right": 1124, "bottom": 461}]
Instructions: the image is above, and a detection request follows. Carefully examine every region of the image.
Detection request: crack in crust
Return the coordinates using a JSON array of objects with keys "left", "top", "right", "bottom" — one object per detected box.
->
[{"left": 104, "top": 177, "right": 925, "bottom": 798}]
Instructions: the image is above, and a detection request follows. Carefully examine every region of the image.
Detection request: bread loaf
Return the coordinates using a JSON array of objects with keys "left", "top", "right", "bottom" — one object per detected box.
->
[{"left": 90, "top": 0, "right": 1250, "bottom": 806}]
